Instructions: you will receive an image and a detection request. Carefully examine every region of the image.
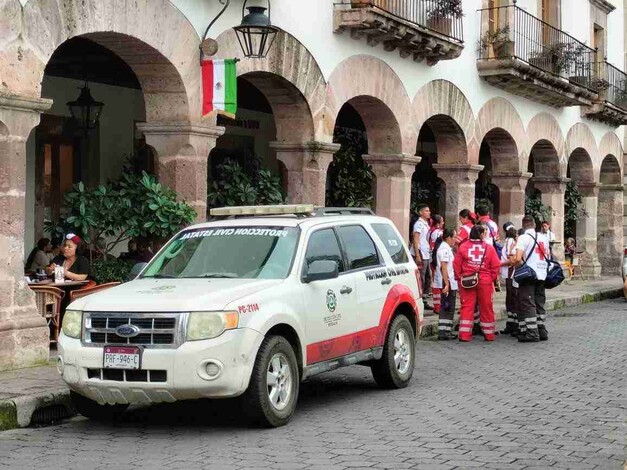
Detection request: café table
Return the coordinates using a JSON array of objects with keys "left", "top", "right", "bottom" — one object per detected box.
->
[{"left": 28, "top": 280, "right": 89, "bottom": 288}]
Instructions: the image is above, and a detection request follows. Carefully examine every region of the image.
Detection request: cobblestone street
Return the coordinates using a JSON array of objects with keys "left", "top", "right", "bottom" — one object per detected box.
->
[{"left": 1, "top": 299, "right": 625, "bottom": 470}]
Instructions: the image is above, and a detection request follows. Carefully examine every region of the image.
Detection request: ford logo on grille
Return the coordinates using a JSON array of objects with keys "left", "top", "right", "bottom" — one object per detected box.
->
[{"left": 115, "top": 324, "right": 140, "bottom": 338}]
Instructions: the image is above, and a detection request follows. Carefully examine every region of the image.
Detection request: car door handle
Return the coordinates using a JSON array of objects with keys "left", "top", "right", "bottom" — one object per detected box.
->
[
  {"left": 340, "top": 286, "right": 353, "bottom": 295},
  {"left": 381, "top": 278, "right": 392, "bottom": 285}
]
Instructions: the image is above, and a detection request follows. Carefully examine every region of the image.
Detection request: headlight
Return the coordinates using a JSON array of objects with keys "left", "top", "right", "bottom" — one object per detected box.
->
[
  {"left": 62, "top": 310, "right": 82, "bottom": 339},
  {"left": 187, "top": 311, "right": 239, "bottom": 341}
]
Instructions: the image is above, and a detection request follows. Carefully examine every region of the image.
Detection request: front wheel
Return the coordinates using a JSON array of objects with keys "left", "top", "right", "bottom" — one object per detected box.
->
[
  {"left": 71, "top": 391, "right": 128, "bottom": 421},
  {"left": 241, "top": 336, "right": 299, "bottom": 427},
  {"left": 371, "top": 315, "right": 415, "bottom": 389}
]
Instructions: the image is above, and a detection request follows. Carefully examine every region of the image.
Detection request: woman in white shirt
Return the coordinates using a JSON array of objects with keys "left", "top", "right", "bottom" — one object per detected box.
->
[
  {"left": 433, "top": 228, "right": 458, "bottom": 340},
  {"left": 500, "top": 224, "right": 519, "bottom": 336}
]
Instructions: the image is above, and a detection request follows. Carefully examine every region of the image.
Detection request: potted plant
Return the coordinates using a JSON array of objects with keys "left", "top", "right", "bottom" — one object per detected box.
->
[
  {"left": 529, "top": 42, "right": 584, "bottom": 76},
  {"left": 477, "top": 26, "right": 513, "bottom": 59},
  {"left": 427, "top": 0, "right": 463, "bottom": 37}
]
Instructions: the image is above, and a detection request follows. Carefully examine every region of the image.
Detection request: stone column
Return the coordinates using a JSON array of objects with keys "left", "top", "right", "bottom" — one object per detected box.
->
[
  {"left": 491, "top": 172, "right": 532, "bottom": 229},
  {"left": 270, "top": 141, "right": 341, "bottom": 206},
  {"left": 363, "top": 154, "right": 421, "bottom": 240},
  {"left": 533, "top": 177, "right": 567, "bottom": 263},
  {"left": 573, "top": 182, "right": 601, "bottom": 278},
  {"left": 138, "top": 122, "right": 225, "bottom": 221},
  {"left": 597, "top": 184, "right": 624, "bottom": 276},
  {"left": 432, "top": 164, "right": 483, "bottom": 228},
  {"left": 0, "top": 93, "right": 52, "bottom": 371}
]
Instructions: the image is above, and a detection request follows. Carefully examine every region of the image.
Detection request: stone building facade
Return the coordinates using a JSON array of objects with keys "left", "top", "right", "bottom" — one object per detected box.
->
[{"left": 0, "top": 0, "right": 625, "bottom": 370}]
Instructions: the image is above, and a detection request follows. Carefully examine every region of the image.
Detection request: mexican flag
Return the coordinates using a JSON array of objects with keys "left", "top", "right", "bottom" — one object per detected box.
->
[{"left": 202, "top": 59, "right": 237, "bottom": 118}]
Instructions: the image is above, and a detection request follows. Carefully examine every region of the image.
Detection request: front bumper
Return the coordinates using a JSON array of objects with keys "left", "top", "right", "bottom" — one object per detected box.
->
[{"left": 58, "top": 328, "right": 264, "bottom": 405}]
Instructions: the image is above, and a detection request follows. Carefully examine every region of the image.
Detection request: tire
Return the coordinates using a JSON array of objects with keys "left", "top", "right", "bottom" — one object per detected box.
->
[
  {"left": 371, "top": 315, "right": 415, "bottom": 389},
  {"left": 241, "top": 336, "right": 299, "bottom": 427},
  {"left": 71, "top": 391, "right": 129, "bottom": 421}
]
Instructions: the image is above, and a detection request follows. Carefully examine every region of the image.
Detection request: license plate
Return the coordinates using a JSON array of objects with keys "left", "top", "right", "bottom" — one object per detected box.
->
[{"left": 103, "top": 346, "right": 141, "bottom": 370}]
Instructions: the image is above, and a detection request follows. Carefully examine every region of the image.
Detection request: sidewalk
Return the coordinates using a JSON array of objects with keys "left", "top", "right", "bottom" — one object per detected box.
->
[{"left": 0, "top": 277, "right": 623, "bottom": 431}]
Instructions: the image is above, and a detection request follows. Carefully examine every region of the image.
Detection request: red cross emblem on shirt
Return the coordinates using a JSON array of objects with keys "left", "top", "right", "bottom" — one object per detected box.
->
[
  {"left": 469, "top": 244, "right": 485, "bottom": 263},
  {"left": 535, "top": 242, "right": 547, "bottom": 257}
]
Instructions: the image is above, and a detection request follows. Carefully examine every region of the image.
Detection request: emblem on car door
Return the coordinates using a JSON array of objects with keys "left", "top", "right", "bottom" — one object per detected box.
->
[{"left": 326, "top": 289, "right": 337, "bottom": 312}]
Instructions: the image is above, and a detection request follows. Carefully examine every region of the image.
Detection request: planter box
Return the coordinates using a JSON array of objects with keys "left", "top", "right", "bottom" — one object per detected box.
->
[
  {"left": 493, "top": 40, "right": 514, "bottom": 58},
  {"left": 427, "top": 17, "right": 452, "bottom": 37}
]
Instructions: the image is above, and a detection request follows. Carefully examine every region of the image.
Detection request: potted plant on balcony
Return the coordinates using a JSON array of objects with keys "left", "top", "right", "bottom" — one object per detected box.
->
[
  {"left": 477, "top": 26, "right": 513, "bottom": 59},
  {"left": 529, "top": 42, "right": 585, "bottom": 76},
  {"left": 427, "top": 0, "right": 463, "bottom": 37}
]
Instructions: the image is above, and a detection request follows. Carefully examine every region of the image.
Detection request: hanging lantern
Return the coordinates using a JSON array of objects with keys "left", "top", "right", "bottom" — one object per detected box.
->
[
  {"left": 67, "top": 83, "right": 104, "bottom": 130},
  {"left": 233, "top": 1, "right": 279, "bottom": 59}
]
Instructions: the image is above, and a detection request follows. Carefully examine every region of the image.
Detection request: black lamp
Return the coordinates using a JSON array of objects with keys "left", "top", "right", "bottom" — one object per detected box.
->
[
  {"left": 67, "top": 82, "right": 104, "bottom": 131},
  {"left": 233, "top": 1, "right": 278, "bottom": 59}
]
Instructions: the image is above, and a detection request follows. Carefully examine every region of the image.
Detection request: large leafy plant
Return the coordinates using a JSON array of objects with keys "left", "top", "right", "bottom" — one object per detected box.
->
[
  {"left": 207, "top": 158, "right": 284, "bottom": 208},
  {"left": 326, "top": 127, "right": 373, "bottom": 208},
  {"left": 46, "top": 172, "right": 196, "bottom": 257},
  {"left": 525, "top": 192, "right": 552, "bottom": 226},
  {"left": 564, "top": 181, "right": 585, "bottom": 238}
]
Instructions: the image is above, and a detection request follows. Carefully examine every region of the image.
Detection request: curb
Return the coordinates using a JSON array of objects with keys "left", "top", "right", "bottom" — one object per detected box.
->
[
  {"left": 419, "top": 286, "right": 624, "bottom": 338},
  {"left": 0, "top": 388, "right": 74, "bottom": 431}
]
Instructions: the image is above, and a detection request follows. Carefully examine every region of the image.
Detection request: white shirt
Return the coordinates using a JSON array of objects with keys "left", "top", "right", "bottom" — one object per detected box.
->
[
  {"left": 500, "top": 238, "right": 516, "bottom": 280},
  {"left": 433, "top": 242, "right": 458, "bottom": 291},
  {"left": 545, "top": 230, "right": 556, "bottom": 243},
  {"left": 515, "top": 229, "right": 550, "bottom": 281},
  {"left": 410, "top": 218, "right": 431, "bottom": 259},
  {"left": 481, "top": 218, "right": 499, "bottom": 246}
]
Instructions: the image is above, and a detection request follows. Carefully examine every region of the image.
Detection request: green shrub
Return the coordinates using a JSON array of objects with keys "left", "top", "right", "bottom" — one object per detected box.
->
[{"left": 90, "top": 258, "right": 134, "bottom": 284}]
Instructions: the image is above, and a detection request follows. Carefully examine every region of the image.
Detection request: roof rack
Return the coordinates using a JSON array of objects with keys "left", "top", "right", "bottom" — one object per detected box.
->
[
  {"left": 208, "top": 204, "right": 374, "bottom": 219},
  {"left": 313, "top": 207, "right": 374, "bottom": 216}
]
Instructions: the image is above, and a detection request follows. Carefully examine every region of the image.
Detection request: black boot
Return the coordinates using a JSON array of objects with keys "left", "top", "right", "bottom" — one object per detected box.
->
[
  {"left": 518, "top": 330, "right": 540, "bottom": 343},
  {"left": 538, "top": 327, "right": 548, "bottom": 341},
  {"left": 472, "top": 323, "right": 482, "bottom": 336}
]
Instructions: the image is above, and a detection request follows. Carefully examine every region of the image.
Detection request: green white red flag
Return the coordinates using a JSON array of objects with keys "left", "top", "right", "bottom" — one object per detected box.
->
[{"left": 202, "top": 59, "right": 237, "bottom": 118}]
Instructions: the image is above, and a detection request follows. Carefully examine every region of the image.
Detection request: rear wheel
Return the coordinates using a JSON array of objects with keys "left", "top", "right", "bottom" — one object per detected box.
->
[
  {"left": 71, "top": 391, "right": 128, "bottom": 421},
  {"left": 241, "top": 336, "right": 299, "bottom": 427},
  {"left": 371, "top": 315, "right": 415, "bottom": 389}
]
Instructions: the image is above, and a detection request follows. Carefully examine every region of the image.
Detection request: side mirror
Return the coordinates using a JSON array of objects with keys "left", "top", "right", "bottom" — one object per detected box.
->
[
  {"left": 303, "top": 260, "right": 339, "bottom": 283},
  {"left": 127, "top": 262, "right": 148, "bottom": 281}
]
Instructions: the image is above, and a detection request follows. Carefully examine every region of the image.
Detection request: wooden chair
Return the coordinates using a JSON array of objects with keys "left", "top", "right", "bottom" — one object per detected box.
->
[
  {"left": 69, "top": 282, "right": 121, "bottom": 302},
  {"left": 570, "top": 253, "right": 585, "bottom": 280},
  {"left": 30, "top": 286, "right": 65, "bottom": 344}
]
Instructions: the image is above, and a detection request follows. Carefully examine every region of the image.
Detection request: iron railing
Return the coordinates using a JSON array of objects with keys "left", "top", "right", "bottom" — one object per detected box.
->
[
  {"left": 594, "top": 61, "right": 627, "bottom": 110},
  {"left": 478, "top": 4, "right": 597, "bottom": 91},
  {"left": 350, "top": 0, "right": 464, "bottom": 42}
]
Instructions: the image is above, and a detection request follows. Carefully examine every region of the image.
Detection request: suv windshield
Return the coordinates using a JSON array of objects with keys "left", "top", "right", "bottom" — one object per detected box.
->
[{"left": 142, "top": 226, "right": 299, "bottom": 280}]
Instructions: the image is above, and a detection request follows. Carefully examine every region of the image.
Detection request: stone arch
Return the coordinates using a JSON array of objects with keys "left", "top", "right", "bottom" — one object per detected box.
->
[
  {"left": 567, "top": 148, "right": 594, "bottom": 183},
  {"left": 475, "top": 97, "right": 526, "bottom": 171},
  {"left": 215, "top": 29, "right": 324, "bottom": 143},
  {"left": 421, "top": 115, "right": 468, "bottom": 164},
  {"left": 481, "top": 128, "right": 519, "bottom": 174},
  {"left": 599, "top": 132, "right": 623, "bottom": 179},
  {"left": 564, "top": 123, "right": 598, "bottom": 170},
  {"left": 528, "top": 139, "right": 561, "bottom": 178},
  {"left": 600, "top": 155, "right": 622, "bottom": 185},
  {"left": 412, "top": 80, "right": 476, "bottom": 164},
  {"left": 526, "top": 113, "right": 565, "bottom": 176},
  {"left": 326, "top": 55, "right": 415, "bottom": 154},
  {"left": 17, "top": 0, "right": 199, "bottom": 121}
]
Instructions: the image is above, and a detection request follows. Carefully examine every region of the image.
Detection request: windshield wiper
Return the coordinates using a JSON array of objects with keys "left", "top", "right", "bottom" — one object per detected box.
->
[
  {"left": 143, "top": 274, "right": 177, "bottom": 279},
  {"left": 186, "top": 273, "right": 239, "bottom": 279}
]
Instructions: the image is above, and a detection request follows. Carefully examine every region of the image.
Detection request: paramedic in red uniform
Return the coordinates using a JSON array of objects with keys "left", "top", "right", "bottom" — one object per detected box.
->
[
  {"left": 455, "top": 209, "right": 477, "bottom": 246},
  {"left": 453, "top": 224, "right": 501, "bottom": 342}
]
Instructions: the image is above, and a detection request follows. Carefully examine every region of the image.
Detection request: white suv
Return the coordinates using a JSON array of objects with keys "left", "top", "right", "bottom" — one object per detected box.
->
[{"left": 58, "top": 205, "right": 423, "bottom": 427}]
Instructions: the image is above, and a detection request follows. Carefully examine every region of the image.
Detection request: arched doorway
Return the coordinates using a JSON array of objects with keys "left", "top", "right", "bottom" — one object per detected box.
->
[
  {"left": 526, "top": 139, "right": 561, "bottom": 226},
  {"left": 598, "top": 155, "right": 623, "bottom": 275}
]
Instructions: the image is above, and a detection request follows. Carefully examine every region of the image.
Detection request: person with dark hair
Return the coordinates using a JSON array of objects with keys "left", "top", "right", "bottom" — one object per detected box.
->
[
  {"left": 428, "top": 215, "right": 444, "bottom": 313},
  {"left": 453, "top": 224, "right": 500, "bottom": 342},
  {"left": 433, "top": 228, "right": 458, "bottom": 340},
  {"left": 50, "top": 236, "right": 63, "bottom": 259},
  {"left": 25, "top": 238, "right": 52, "bottom": 272},
  {"left": 47, "top": 233, "right": 90, "bottom": 281},
  {"left": 410, "top": 204, "right": 433, "bottom": 310},
  {"left": 500, "top": 223, "right": 519, "bottom": 336},
  {"left": 455, "top": 209, "right": 477, "bottom": 245},
  {"left": 514, "top": 215, "right": 551, "bottom": 342}
]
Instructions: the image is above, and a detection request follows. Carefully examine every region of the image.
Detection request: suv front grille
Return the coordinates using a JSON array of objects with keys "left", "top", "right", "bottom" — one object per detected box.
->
[
  {"left": 87, "top": 368, "right": 167, "bottom": 382},
  {"left": 84, "top": 313, "right": 182, "bottom": 348}
]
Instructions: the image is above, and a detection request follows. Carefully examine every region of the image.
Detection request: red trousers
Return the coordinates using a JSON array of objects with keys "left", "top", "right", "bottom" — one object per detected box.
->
[
  {"left": 432, "top": 287, "right": 442, "bottom": 313},
  {"left": 458, "top": 283, "right": 496, "bottom": 341}
]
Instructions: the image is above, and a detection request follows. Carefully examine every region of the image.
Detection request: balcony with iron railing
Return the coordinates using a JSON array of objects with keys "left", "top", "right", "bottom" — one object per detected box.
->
[
  {"left": 476, "top": 3, "right": 599, "bottom": 107},
  {"left": 582, "top": 61, "right": 627, "bottom": 125},
  {"left": 334, "top": 0, "right": 464, "bottom": 65}
]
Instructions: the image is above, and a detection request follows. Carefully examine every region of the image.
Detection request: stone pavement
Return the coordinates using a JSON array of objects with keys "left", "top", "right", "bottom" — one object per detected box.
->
[
  {"left": 0, "top": 277, "right": 623, "bottom": 433},
  {"left": 0, "top": 298, "right": 625, "bottom": 469}
]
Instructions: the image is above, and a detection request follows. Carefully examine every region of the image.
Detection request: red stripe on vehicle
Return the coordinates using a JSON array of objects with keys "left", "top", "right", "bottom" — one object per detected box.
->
[{"left": 306, "top": 284, "right": 418, "bottom": 365}]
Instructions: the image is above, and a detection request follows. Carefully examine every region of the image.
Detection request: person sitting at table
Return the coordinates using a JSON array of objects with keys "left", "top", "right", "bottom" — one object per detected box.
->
[
  {"left": 25, "top": 238, "right": 52, "bottom": 272},
  {"left": 50, "top": 236, "right": 63, "bottom": 259},
  {"left": 46, "top": 233, "right": 90, "bottom": 281}
]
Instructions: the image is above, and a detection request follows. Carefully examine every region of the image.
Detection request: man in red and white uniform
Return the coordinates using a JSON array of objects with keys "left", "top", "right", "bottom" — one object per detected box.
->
[
  {"left": 477, "top": 205, "right": 500, "bottom": 247},
  {"left": 453, "top": 226, "right": 501, "bottom": 342},
  {"left": 515, "top": 215, "right": 551, "bottom": 342}
]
